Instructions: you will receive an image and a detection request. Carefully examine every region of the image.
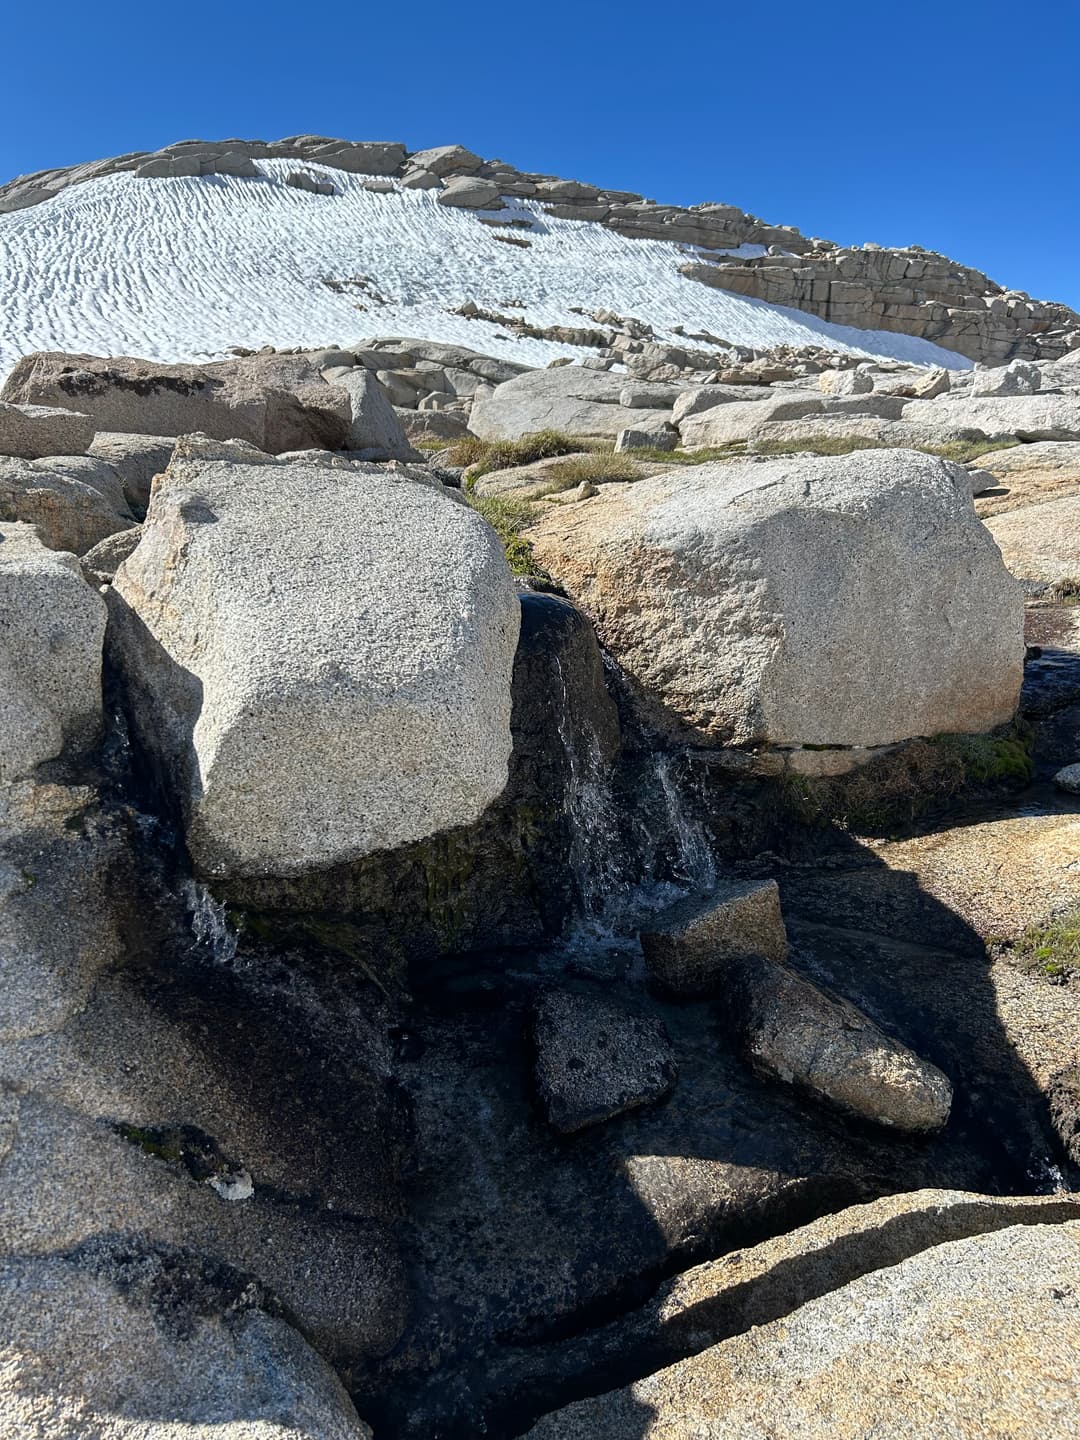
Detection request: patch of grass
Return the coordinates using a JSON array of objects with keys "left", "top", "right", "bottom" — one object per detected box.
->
[
  {"left": 753, "top": 434, "right": 888, "bottom": 458},
  {"left": 445, "top": 429, "right": 596, "bottom": 483},
  {"left": 629, "top": 444, "right": 747, "bottom": 465},
  {"left": 916, "top": 438, "right": 1021, "bottom": 464},
  {"left": 1006, "top": 909, "right": 1080, "bottom": 985},
  {"left": 543, "top": 451, "right": 642, "bottom": 488},
  {"left": 465, "top": 492, "right": 550, "bottom": 583}
]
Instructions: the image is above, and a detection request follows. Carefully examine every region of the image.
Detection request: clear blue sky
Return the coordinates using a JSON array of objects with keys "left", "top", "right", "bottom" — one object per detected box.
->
[{"left": 3, "top": 0, "right": 1077, "bottom": 307}]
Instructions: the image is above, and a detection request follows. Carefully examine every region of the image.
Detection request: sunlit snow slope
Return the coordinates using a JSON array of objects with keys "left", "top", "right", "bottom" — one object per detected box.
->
[{"left": 0, "top": 159, "right": 969, "bottom": 377}]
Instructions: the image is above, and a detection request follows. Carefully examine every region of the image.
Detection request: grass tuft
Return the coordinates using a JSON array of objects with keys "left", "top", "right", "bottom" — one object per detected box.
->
[
  {"left": 445, "top": 429, "right": 596, "bottom": 482},
  {"left": 916, "top": 438, "right": 1021, "bottom": 464},
  {"left": 465, "top": 492, "right": 549, "bottom": 583},
  {"left": 754, "top": 435, "right": 887, "bottom": 458},
  {"left": 1005, "top": 909, "right": 1080, "bottom": 984}
]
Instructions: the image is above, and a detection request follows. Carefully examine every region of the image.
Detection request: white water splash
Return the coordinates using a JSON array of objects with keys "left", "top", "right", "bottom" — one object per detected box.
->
[{"left": 184, "top": 880, "right": 238, "bottom": 964}]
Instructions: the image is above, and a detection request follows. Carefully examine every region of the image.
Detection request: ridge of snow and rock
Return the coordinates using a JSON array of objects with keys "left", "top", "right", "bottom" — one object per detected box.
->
[{"left": 0, "top": 149, "right": 1000, "bottom": 379}]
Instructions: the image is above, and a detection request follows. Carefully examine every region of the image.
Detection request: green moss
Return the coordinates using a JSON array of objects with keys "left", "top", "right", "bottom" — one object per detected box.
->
[
  {"left": 1006, "top": 909, "right": 1080, "bottom": 984},
  {"left": 778, "top": 726, "right": 1033, "bottom": 838},
  {"left": 116, "top": 1122, "right": 185, "bottom": 1164},
  {"left": 930, "top": 730, "right": 1034, "bottom": 785}
]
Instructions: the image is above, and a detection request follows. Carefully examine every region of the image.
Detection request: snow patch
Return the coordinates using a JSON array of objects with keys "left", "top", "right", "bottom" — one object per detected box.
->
[{"left": 0, "top": 161, "right": 971, "bottom": 377}]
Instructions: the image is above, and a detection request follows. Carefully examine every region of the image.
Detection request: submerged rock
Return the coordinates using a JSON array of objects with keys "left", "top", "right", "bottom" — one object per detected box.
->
[
  {"left": 108, "top": 445, "right": 520, "bottom": 878},
  {"left": 736, "top": 953, "right": 953, "bottom": 1132},
  {"left": 532, "top": 990, "right": 677, "bottom": 1134}
]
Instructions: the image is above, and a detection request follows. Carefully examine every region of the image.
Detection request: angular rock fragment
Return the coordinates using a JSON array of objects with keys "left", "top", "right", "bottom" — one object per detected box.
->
[
  {"left": 0, "top": 454, "right": 135, "bottom": 554},
  {"left": 640, "top": 881, "right": 788, "bottom": 996},
  {"left": 0, "top": 400, "right": 94, "bottom": 459}
]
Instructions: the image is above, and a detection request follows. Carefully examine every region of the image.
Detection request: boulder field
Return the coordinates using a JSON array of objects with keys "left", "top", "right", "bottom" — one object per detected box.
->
[{"left": 1, "top": 334, "right": 1079, "bottom": 1439}]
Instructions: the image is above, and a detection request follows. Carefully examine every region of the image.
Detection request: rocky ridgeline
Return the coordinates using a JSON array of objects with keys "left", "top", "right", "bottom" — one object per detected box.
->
[
  {"left": 2, "top": 326, "right": 1080, "bottom": 1439},
  {"left": 3, "top": 136, "right": 1077, "bottom": 367}
]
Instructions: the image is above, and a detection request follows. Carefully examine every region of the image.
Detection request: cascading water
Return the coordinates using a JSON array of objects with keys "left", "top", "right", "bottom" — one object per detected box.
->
[{"left": 184, "top": 879, "right": 239, "bottom": 963}]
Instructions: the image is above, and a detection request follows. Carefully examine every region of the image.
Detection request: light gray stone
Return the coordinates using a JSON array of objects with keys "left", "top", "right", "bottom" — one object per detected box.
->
[
  {"left": 971, "top": 359, "right": 1042, "bottom": 397},
  {"left": 407, "top": 145, "right": 482, "bottom": 177},
  {"left": 640, "top": 881, "right": 788, "bottom": 996},
  {"left": 323, "top": 369, "right": 418, "bottom": 460},
  {"left": 1, "top": 353, "right": 352, "bottom": 454},
  {"left": 0, "top": 401, "right": 94, "bottom": 459},
  {"left": 0, "top": 454, "right": 135, "bottom": 554},
  {"left": 1053, "top": 762, "right": 1080, "bottom": 794},
  {"left": 737, "top": 953, "right": 953, "bottom": 1130},
  {"left": 399, "top": 169, "right": 442, "bottom": 191},
  {"left": 107, "top": 444, "right": 520, "bottom": 877},
  {"left": 0, "top": 523, "right": 106, "bottom": 783},
  {"left": 614, "top": 421, "right": 677, "bottom": 452},
  {"left": 671, "top": 386, "right": 758, "bottom": 425},
  {"left": 818, "top": 365, "right": 873, "bottom": 395},
  {"left": 532, "top": 990, "right": 677, "bottom": 1134},
  {"left": 899, "top": 393, "right": 1080, "bottom": 444},
  {"left": 527, "top": 450, "right": 1024, "bottom": 748},
  {"left": 80, "top": 525, "right": 142, "bottom": 585},
  {"left": 471, "top": 366, "right": 671, "bottom": 441}
]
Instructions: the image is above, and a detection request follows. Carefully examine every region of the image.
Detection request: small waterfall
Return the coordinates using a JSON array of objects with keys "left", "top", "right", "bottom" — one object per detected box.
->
[
  {"left": 651, "top": 752, "right": 717, "bottom": 894},
  {"left": 184, "top": 880, "right": 239, "bottom": 964},
  {"left": 552, "top": 656, "right": 626, "bottom": 922}
]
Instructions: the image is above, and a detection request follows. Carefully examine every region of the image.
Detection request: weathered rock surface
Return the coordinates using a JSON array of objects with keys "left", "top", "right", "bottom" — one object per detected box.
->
[
  {"left": 640, "top": 881, "right": 788, "bottom": 995},
  {"left": 527, "top": 451, "right": 1024, "bottom": 749},
  {"left": 437, "top": 175, "right": 503, "bottom": 210},
  {"left": 526, "top": 1212, "right": 1080, "bottom": 1439},
  {"left": 107, "top": 445, "right": 519, "bottom": 877},
  {"left": 737, "top": 954, "right": 953, "bottom": 1131},
  {"left": 679, "top": 391, "right": 902, "bottom": 448},
  {"left": 0, "top": 523, "right": 106, "bottom": 783},
  {"left": 532, "top": 990, "right": 677, "bottom": 1133},
  {"left": 87, "top": 431, "right": 177, "bottom": 514},
  {"left": 0, "top": 1251, "right": 373, "bottom": 1439},
  {"left": 984, "top": 495, "right": 1080, "bottom": 586},
  {"left": 1, "top": 352, "right": 353, "bottom": 454},
  {"left": 0, "top": 400, "right": 94, "bottom": 459},
  {"left": 80, "top": 525, "right": 142, "bottom": 586},
  {"left": 819, "top": 364, "right": 873, "bottom": 395},
  {"left": 974, "top": 440, "right": 1080, "bottom": 517},
  {"left": 323, "top": 367, "right": 417, "bottom": 459},
  {"left": 0, "top": 453, "right": 135, "bottom": 554},
  {"left": 900, "top": 392, "right": 1080, "bottom": 444},
  {"left": 470, "top": 366, "right": 670, "bottom": 441}
]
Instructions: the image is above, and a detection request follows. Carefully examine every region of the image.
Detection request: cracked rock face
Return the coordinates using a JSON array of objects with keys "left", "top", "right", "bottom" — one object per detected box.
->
[{"left": 528, "top": 449, "right": 1025, "bottom": 750}]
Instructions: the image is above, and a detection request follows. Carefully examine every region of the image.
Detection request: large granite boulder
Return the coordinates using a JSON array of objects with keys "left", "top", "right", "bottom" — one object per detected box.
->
[
  {"left": 1, "top": 353, "right": 353, "bottom": 454},
  {"left": 0, "top": 454, "right": 135, "bottom": 554},
  {"left": 679, "top": 392, "right": 903, "bottom": 448},
  {"left": 0, "top": 400, "right": 94, "bottom": 459},
  {"left": 525, "top": 1205, "right": 1080, "bottom": 1439},
  {"left": 0, "top": 523, "right": 106, "bottom": 783},
  {"left": 107, "top": 442, "right": 520, "bottom": 878},
  {"left": 470, "top": 366, "right": 672, "bottom": 441},
  {"left": 527, "top": 450, "right": 1024, "bottom": 750}
]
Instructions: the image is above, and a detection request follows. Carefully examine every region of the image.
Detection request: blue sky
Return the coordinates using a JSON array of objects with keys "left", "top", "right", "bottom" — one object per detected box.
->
[{"left": 3, "top": 0, "right": 1077, "bottom": 306}]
